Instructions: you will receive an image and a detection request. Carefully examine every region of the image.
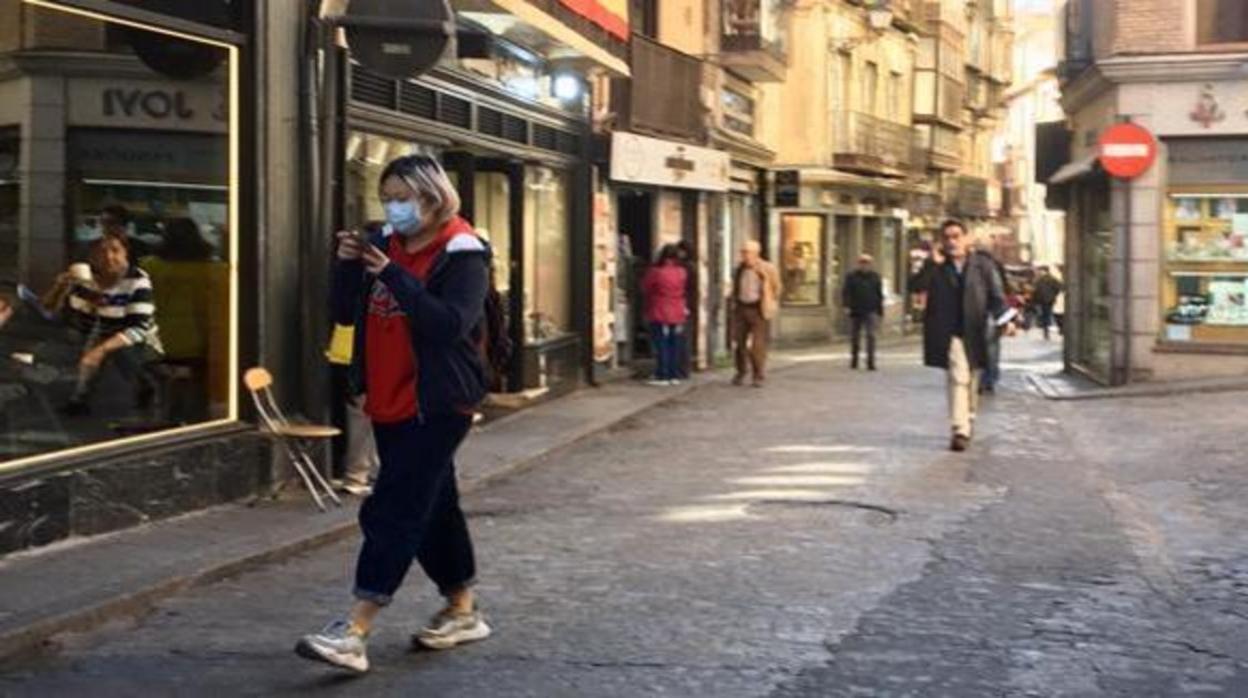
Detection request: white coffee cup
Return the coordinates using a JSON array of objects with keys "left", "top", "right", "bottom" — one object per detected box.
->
[{"left": 68, "top": 263, "right": 92, "bottom": 282}]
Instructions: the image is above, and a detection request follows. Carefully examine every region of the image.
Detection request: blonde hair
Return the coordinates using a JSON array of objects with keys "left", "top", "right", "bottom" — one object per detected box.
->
[{"left": 379, "top": 154, "right": 461, "bottom": 227}]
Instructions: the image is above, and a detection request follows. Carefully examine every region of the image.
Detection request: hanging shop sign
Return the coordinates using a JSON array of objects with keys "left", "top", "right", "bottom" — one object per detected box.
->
[
  {"left": 610, "top": 131, "right": 730, "bottom": 192},
  {"left": 1098, "top": 122, "right": 1157, "bottom": 180}
]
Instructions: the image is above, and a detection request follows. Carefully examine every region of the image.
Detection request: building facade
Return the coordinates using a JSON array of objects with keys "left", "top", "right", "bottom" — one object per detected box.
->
[
  {"left": 0, "top": 0, "right": 626, "bottom": 556},
  {"left": 1054, "top": 0, "right": 1248, "bottom": 384}
]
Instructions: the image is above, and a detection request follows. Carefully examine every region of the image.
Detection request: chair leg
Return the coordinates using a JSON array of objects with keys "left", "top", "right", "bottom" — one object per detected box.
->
[
  {"left": 292, "top": 441, "right": 343, "bottom": 506},
  {"left": 282, "top": 442, "right": 326, "bottom": 511}
]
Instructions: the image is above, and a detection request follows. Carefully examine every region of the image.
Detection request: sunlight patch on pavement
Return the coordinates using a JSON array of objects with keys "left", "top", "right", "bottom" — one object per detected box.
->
[
  {"left": 767, "top": 462, "right": 875, "bottom": 475},
  {"left": 705, "top": 489, "right": 831, "bottom": 502},
  {"left": 763, "top": 445, "right": 877, "bottom": 455},
  {"left": 657, "top": 504, "right": 753, "bottom": 524},
  {"left": 731, "top": 475, "right": 866, "bottom": 488}
]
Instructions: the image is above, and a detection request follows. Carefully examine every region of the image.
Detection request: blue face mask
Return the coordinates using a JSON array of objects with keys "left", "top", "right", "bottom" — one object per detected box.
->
[{"left": 384, "top": 200, "right": 422, "bottom": 236}]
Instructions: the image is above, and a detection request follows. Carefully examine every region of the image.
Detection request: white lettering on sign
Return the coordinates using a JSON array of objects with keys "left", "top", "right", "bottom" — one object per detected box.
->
[{"left": 1102, "top": 143, "right": 1150, "bottom": 158}]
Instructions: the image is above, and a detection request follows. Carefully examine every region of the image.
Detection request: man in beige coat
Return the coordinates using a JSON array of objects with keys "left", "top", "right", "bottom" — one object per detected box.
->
[{"left": 731, "top": 240, "right": 783, "bottom": 387}]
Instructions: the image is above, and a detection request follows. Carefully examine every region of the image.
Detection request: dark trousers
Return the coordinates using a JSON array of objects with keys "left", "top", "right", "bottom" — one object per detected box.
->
[
  {"left": 734, "top": 304, "right": 768, "bottom": 380},
  {"left": 650, "top": 322, "right": 681, "bottom": 380},
  {"left": 354, "top": 413, "right": 475, "bottom": 605},
  {"left": 1038, "top": 303, "right": 1056, "bottom": 340},
  {"left": 850, "top": 313, "right": 879, "bottom": 368},
  {"left": 983, "top": 333, "right": 1001, "bottom": 390}
]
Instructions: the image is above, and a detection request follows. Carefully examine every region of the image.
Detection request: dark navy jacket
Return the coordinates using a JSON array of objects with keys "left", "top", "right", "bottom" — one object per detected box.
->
[{"left": 333, "top": 217, "right": 491, "bottom": 418}]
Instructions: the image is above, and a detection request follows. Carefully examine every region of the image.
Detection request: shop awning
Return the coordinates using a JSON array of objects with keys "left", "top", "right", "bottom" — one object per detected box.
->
[
  {"left": 460, "top": 0, "right": 630, "bottom": 77},
  {"left": 1048, "top": 152, "right": 1100, "bottom": 185}
]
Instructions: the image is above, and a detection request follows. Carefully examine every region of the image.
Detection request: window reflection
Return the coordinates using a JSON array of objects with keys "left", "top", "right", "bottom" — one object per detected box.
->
[
  {"left": 524, "top": 167, "right": 570, "bottom": 342},
  {"left": 0, "top": 4, "right": 233, "bottom": 463}
]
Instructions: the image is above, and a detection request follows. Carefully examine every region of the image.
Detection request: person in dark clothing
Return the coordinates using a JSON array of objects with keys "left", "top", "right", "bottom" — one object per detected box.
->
[
  {"left": 1032, "top": 266, "right": 1064, "bottom": 341},
  {"left": 841, "top": 254, "right": 884, "bottom": 371},
  {"left": 297, "top": 155, "right": 492, "bottom": 674},
  {"left": 979, "top": 247, "right": 1008, "bottom": 394},
  {"left": 912, "top": 220, "right": 1015, "bottom": 453}
]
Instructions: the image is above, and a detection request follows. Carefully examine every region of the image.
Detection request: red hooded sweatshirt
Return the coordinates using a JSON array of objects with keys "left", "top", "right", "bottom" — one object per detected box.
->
[{"left": 641, "top": 261, "right": 688, "bottom": 326}]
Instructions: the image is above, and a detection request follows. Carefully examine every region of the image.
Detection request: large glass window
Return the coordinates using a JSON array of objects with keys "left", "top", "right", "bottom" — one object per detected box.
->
[
  {"left": 0, "top": 3, "right": 236, "bottom": 465},
  {"left": 1078, "top": 179, "right": 1112, "bottom": 375},
  {"left": 523, "top": 166, "right": 570, "bottom": 343},
  {"left": 780, "top": 214, "right": 824, "bottom": 306},
  {"left": 1197, "top": 0, "right": 1248, "bottom": 46},
  {"left": 473, "top": 171, "right": 512, "bottom": 296},
  {"left": 1162, "top": 193, "right": 1248, "bottom": 344}
]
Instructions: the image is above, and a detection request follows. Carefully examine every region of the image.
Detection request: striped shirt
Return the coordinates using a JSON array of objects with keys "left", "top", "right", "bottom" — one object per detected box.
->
[{"left": 65, "top": 266, "right": 165, "bottom": 354}]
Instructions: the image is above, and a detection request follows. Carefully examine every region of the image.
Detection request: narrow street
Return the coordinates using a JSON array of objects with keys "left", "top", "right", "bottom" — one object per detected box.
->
[{"left": 2, "top": 337, "right": 1246, "bottom": 697}]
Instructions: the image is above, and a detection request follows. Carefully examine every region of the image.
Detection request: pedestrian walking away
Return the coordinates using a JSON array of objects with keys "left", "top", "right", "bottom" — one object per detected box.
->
[
  {"left": 977, "top": 243, "right": 1008, "bottom": 395},
  {"left": 296, "top": 155, "right": 493, "bottom": 673},
  {"left": 731, "top": 240, "right": 782, "bottom": 388},
  {"left": 641, "top": 244, "right": 689, "bottom": 386},
  {"left": 912, "top": 220, "right": 1015, "bottom": 453},
  {"left": 842, "top": 254, "right": 884, "bottom": 371},
  {"left": 1032, "top": 265, "right": 1064, "bottom": 341}
]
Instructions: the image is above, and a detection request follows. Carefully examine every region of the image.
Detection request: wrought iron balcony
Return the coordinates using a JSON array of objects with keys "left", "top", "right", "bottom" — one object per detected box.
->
[
  {"left": 719, "top": 0, "right": 788, "bottom": 82},
  {"left": 832, "top": 111, "right": 916, "bottom": 178}
]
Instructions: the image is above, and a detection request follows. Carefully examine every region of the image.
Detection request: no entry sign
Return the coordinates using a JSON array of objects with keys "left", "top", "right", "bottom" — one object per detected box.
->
[{"left": 1098, "top": 122, "right": 1157, "bottom": 180}]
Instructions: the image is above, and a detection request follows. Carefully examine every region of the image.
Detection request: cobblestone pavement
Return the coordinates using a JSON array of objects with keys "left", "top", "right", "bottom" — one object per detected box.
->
[{"left": 2, "top": 338, "right": 1246, "bottom": 697}]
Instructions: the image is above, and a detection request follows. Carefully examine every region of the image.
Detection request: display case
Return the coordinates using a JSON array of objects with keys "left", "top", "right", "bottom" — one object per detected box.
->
[{"left": 1162, "top": 192, "right": 1248, "bottom": 344}]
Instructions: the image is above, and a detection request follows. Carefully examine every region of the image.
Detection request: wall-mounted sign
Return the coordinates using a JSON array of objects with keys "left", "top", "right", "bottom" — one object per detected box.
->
[
  {"left": 1098, "top": 122, "right": 1157, "bottom": 180},
  {"left": 610, "top": 131, "right": 730, "bottom": 192},
  {"left": 68, "top": 78, "right": 227, "bottom": 133}
]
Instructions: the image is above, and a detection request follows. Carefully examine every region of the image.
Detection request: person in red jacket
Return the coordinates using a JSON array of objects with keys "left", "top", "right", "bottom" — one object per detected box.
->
[
  {"left": 641, "top": 244, "right": 689, "bottom": 386},
  {"left": 297, "top": 155, "right": 492, "bottom": 673}
]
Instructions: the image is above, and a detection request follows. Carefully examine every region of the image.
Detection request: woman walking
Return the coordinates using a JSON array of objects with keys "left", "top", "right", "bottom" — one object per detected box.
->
[
  {"left": 296, "top": 155, "right": 492, "bottom": 673},
  {"left": 640, "top": 244, "right": 688, "bottom": 386}
]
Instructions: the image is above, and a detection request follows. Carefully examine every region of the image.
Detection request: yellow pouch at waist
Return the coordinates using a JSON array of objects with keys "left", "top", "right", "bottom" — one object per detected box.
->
[{"left": 325, "top": 324, "right": 354, "bottom": 365}]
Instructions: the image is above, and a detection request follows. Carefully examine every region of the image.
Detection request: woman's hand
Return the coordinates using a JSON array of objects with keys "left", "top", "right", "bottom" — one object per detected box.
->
[
  {"left": 79, "top": 345, "right": 108, "bottom": 371},
  {"left": 336, "top": 230, "right": 364, "bottom": 261},
  {"left": 362, "top": 243, "right": 390, "bottom": 275}
]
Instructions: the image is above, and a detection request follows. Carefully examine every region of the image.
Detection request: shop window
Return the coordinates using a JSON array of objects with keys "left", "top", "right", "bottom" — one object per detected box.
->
[
  {"left": 780, "top": 214, "right": 824, "bottom": 306},
  {"left": 1197, "top": 0, "right": 1248, "bottom": 46},
  {"left": 523, "top": 167, "right": 570, "bottom": 343},
  {"left": 1162, "top": 194, "right": 1248, "bottom": 344},
  {"left": 473, "top": 171, "right": 512, "bottom": 295},
  {"left": 0, "top": 4, "right": 238, "bottom": 466}
]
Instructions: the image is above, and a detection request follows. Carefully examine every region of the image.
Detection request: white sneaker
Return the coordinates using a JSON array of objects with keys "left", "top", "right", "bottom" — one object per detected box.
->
[
  {"left": 295, "top": 619, "right": 369, "bottom": 673},
  {"left": 646, "top": 379, "right": 669, "bottom": 387},
  {"left": 342, "top": 482, "right": 372, "bottom": 497},
  {"left": 413, "top": 606, "right": 492, "bottom": 650}
]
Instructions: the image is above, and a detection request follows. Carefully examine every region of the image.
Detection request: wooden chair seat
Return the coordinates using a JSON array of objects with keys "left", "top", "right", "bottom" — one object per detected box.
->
[{"left": 274, "top": 423, "right": 341, "bottom": 439}]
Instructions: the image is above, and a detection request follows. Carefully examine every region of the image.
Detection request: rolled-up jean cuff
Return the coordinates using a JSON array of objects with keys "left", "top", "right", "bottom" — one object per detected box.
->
[
  {"left": 353, "top": 587, "right": 394, "bottom": 607},
  {"left": 437, "top": 577, "right": 475, "bottom": 597}
]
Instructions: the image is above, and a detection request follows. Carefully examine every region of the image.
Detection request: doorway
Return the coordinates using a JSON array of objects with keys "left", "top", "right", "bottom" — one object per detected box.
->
[{"left": 616, "top": 189, "right": 655, "bottom": 362}]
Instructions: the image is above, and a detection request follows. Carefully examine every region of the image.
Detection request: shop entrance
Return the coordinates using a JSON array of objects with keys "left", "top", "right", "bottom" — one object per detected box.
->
[{"left": 616, "top": 188, "right": 655, "bottom": 363}]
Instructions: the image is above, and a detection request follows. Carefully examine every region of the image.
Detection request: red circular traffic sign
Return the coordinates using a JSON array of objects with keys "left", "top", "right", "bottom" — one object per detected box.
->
[{"left": 1098, "top": 123, "right": 1157, "bottom": 180}]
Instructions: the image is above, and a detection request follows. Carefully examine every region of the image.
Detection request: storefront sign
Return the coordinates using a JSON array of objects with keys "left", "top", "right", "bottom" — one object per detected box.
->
[
  {"left": 1098, "top": 123, "right": 1157, "bottom": 180},
  {"left": 1168, "top": 138, "right": 1248, "bottom": 185},
  {"left": 68, "top": 78, "right": 227, "bottom": 133},
  {"left": 610, "top": 132, "right": 730, "bottom": 192},
  {"left": 774, "top": 170, "right": 799, "bottom": 207}
]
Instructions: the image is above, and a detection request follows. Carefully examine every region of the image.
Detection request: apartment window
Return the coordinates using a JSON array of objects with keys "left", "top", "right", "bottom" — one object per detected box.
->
[
  {"left": 1197, "top": 0, "right": 1248, "bottom": 45},
  {"left": 863, "top": 61, "right": 879, "bottom": 115},
  {"left": 839, "top": 53, "right": 853, "bottom": 112},
  {"left": 630, "top": 0, "right": 658, "bottom": 39},
  {"left": 888, "top": 71, "right": 903, "bottom": 118}
]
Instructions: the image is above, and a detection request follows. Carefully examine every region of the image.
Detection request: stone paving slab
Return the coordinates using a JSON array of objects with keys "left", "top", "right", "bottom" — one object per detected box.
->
[{"left": 1026, "top": 370, "right": 1248, "bottom": 401}]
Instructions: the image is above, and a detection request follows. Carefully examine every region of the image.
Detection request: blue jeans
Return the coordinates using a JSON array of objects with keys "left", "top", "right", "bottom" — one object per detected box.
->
[
  {"left": 650, "top": 322, "right": 681, "bottom": 380},
  {"left": 983, "top": 335, "right": 1001, "bottom": 390},
  {"left": 354, "top": 413, "right": 475, "bottom": 605}
]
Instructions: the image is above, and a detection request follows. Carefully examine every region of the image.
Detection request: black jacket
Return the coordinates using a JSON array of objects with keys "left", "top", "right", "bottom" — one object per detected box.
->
[
  {"left": 1033, "top": 275, "right": 1063, "bottom": 306},
  {"left": 912, "top": 251, "right": 1008, "bottom": 370},
  {"left": 333, "top": 219, "right": 491, "bottom": 418},
  {"left": 842, "top": 269, "right": 884, "bottom": 317}
]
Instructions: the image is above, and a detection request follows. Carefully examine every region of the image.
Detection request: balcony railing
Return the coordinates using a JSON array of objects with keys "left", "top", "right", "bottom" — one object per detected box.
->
[
  {"left": 832, "top": 111, "right": 915, "bottom": 177},
  {"left": 719, "top": 0, "right": 788, "bottom": 82},
  {"left": 611, "top": 36, "right": 705, "bottom": 141}
]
